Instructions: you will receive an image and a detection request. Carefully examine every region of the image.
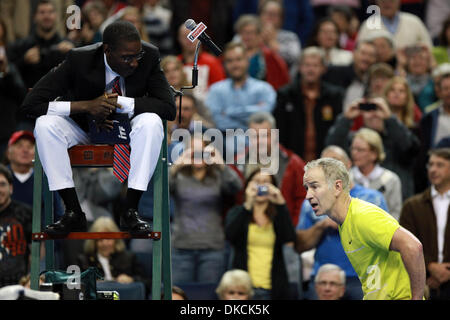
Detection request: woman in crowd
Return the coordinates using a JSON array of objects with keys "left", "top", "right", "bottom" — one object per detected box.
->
[
  {"left": 169, "top": 136, "right": 242, "bottom": 284},
  {"left": 225, "top": 168, "right": 296, "bottom": 300},
  {"left": 77, "top": 217, "right": 150, "bottom": 294},
  {"left": 216, "top": 269, "right": 254, "bottom": 300},
  {"left": 350, "top": 128, "right": 403, "bottom": 221},
  {"left": 307, "top": 17, "right": 353, "bottom": 66},
  {"left": 383, "top": 76, "right": 422, "bottom": 133}
]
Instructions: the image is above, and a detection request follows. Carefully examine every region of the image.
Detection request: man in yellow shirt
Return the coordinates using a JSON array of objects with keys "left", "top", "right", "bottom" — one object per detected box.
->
[{"left": 303, "top": 158, "right": 425, "bottom": 300}]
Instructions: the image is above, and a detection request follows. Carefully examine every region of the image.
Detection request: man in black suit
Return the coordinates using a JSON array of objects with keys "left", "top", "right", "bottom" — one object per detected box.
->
[{"left": 21, "top": 21, "right": 176, "bottom": 235}]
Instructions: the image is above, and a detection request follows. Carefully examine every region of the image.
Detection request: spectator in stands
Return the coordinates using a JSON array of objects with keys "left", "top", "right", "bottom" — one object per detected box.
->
[
  {"left": 171, "top": 286, "right": 188, "bottom": 300},
  {"left": 216, "top": 269, "right": 254, "bottom": 300},
  {"left": 323, "top": 40, "right": 377, "bottom": 111},
  {"left": 432, "top": 16, "right": 450, "bottom": 65},
  {"left": 314, "top": 264, "right": 346, "bottom": 300},
  {"left": 7, "top": 0, "right": 75, "bottom": 89},
  {"left": 400, "top": 45, "right": 437, "bottom": 112},
  {"left": 364, "top": 29, "right": 399, "bottom": 71},
  {"left": 169, "top": 136, "right": 242, "bottom": 285},
  {"left": 274, "top": 46, "right": 343, "bottom": 162},
  {"left": 383, "top": 76, "right": 422, "bottom": 133},
  {"left": 231, "top": 0, "right": 314, "bottom": 47},
  {"left": 120, "top": 6, "right": 151, "bottom": 43},
  {"left": 426, "top": 0, "right": 450, "bottom": 43},
  {"left": 366, "top": 63, "right": 395, "bottom": 99},
  {"left": 177, "top": 23, "right": 226, "bottom": 103},
  {"left": 349, "top": 128, "right": 403, "bottom": 220},
  {"left": 326, "top": 94, "right": 420, "bottom": 201},
  {"left": 425, "top": 63, "right": 450, "bottom": 114},
  {"left": 232, "top": 111, "right": 306, "bottom": 227},
  {"left": 258, "top": 0, "right": 302, "bottom": 72},
  {"left": 77, "top": 216, "right": 151, "bottom": 294},
  {"left": 310, "top": 0, "right": 361, "bottom": 23},
  {"left": 67, "top": 0, "right": 107, "bottom": 47},
  {"left": 161, "top": 57, "right": 214, "bottom": 129},
  {"left": 296, "top": 145, "right": 388, "bottom": 300},
  {"left": 4, "top": 130, "right": 63, "bottom": 215},
  {"left": 416, "top": 73, "right": 450, "bottom": 192},
  {"left": 0, "top": 164, "right": 32, "bottom": 288},
  {"left": 306, "top": 18, "right": 353, "bottom": 66},
  {"left": 328, "top": 5, "right": 357, "bottom": 52},
  {"left": 400, "top": 148, "right": 450, "bottom": 300},
  {"left": 357, "top": 0, "right": 433, "bottom": 50},
  {"left": 0, "top": 0, "right": 73, "bottom": 44},
  {"left": 161, "top": 55, "right": 189, "bottom": 90},
  {"left": 0, "top": 19, "right": 28, "bottom": 156},
  {"left": 141, "top": 0, "right": 173, "bottom": 57},
  {"left": 234, "top": 14, "right": 290, "bottom": 90},
  {"left": 225, "top": 168, "right": 296, "bottom": 300},
  {"left": 205, "top": 42, "right": 276, "bottom": 157}
]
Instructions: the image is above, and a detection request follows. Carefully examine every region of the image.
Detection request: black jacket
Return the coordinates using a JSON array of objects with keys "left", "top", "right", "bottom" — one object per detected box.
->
[
  {"left": 225, "top": 204, "right": 296, "bottom": 300},
  {"left": 274, "top": 74, "right": 343, "bottom": 159},
  {"left": 20, "top": 41, "right": 176, "bottom": 132},
  {"left": 77, "top": 250, "right": 151, "bottom": 294}
]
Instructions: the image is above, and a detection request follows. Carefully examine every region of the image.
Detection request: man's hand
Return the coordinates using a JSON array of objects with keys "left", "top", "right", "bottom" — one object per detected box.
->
[
  {"left": 72, "top": 93, "right": 122, "bottom": 120},
  {"left": 24, "top": 46, "right": 40, "bottom": 64},
  {"left": 428, "top": 262, "right": 450, "bottom": 284}
]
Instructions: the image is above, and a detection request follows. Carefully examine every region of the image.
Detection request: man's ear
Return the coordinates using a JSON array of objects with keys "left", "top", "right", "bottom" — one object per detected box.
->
[
  {"left": 334, "top": 179, "right": 343, "bottom": 196},
  {"left": 103, "top": 44, "right": 110, "bottom": 54}
]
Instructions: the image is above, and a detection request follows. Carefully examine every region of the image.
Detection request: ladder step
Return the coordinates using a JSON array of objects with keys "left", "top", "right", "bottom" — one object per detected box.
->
[{"left": 32, "top": 231, "right": 161, "bottom": 241}]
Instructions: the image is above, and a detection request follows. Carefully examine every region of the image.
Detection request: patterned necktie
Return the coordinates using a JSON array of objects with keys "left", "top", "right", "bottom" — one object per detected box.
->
[{"left": 111, "top": 76, "right": 131, "bottom": 182}]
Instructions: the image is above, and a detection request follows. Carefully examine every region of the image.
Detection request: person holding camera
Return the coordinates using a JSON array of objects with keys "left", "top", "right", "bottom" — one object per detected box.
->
[
  {"left": 326, "top": 95, "right": 420, "bottom": 201},
  {"left": 225, "top": 167, "right": 296, "bottom": 300},
  {"left": 169, "top": 135, "right": 242, "bottom": 285}
]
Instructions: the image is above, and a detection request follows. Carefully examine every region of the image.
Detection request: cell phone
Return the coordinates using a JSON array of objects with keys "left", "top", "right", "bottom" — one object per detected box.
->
[
  {"left": 257, "top": 185, "right": 269, "bottom": 196},
  {"left": 358, "top": 103, "right": 377, "bottom": 111}
]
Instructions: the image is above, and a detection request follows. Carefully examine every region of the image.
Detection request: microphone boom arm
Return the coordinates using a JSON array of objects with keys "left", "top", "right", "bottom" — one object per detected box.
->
[{"left": 171, "top": 41, "right": 201, "bottom": 124}]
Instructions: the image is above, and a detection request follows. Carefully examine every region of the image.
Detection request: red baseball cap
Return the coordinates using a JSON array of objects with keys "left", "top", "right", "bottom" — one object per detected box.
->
[{"left": 8, "top": 130, "right": 35, "bottom": 147}]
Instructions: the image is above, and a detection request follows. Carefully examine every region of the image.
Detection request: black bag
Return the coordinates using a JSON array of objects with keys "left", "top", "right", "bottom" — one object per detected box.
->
[{"left": 88, "top": 113, "right": 131, "bottom": 144}]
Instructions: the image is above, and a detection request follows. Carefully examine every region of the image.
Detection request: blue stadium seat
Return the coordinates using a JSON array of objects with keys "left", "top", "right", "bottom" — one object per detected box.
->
[{"left": 96, "top": 281, "right": 146, "bottom": 300}]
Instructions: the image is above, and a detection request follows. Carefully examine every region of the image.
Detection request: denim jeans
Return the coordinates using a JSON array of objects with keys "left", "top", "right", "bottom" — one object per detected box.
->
[
  {"left": 252, "top": 288, "right": 272, "bottom": 300},
  {"left": 172, "top": 248, "right": 226, "bottom": 284}
]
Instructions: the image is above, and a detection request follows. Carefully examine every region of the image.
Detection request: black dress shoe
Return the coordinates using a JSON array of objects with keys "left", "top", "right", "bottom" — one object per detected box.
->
[
  {"left": 120, "top": 209, "right": 151, "bottom": 235},
  {"left": 45, "top": 210, "right": 87, "bottom": 236}
]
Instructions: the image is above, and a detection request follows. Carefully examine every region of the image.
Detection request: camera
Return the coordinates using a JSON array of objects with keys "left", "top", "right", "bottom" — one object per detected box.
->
[
  {"left": 358, "top": 102, "right": 377, "bottom": 111},
  {"left": 257, "top": 185, "right": 269, "bottom": 196}
]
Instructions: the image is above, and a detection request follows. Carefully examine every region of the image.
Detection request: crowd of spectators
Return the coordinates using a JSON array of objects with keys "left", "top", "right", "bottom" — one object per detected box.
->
[{"left": 0, "top": 0, "right": 450, "bottom": 300}]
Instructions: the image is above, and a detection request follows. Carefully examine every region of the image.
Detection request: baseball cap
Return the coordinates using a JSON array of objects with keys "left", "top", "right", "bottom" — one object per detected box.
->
[{"left": 8, "top": 130, "right": 35, "bottom": 147}]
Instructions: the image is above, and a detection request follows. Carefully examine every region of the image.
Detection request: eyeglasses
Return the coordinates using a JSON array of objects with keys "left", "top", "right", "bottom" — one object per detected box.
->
[
  {"left": 119, "top": 50, "right": 145, "bottom": 63},
  {"left": 316, "top": 281, "right": 343, "bottom": 288}
]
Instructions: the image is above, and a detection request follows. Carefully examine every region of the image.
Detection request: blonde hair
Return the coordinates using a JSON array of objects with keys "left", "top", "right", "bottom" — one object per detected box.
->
[
  {"left": 215, "top": 269, "right": 254, "bottom": 299},
  {"left": 299, "top": 46, "right": 326, "bottom": 66},
  {"left": 354, "top": 128, "right": 386, "bottom": 163},
  {"left": 304, "top": 157, "right": 351, "bottom": 193},
  {"left": 83, "top": 217, "right": 126, "bottom": 255},
  {"left": 160, "top": 55, "right": 189, "bottom": 89},
  {"left": 383, "top": 76, "right": 416, "bottom": 128},
  {"left": 234, "top": 14, "right": 262, "bottom": 34}
]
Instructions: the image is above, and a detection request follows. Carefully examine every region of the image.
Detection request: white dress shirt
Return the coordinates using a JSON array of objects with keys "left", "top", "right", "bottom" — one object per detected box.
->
[
  {"left": 46, "top": 54, "right": 135, "bottom": 118},
  {"left": 431, "top": 185, "right": 450, "bottom": 263}
]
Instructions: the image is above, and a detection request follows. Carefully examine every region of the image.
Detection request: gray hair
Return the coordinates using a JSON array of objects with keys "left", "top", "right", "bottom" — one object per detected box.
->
[
  {"left": 248, "top": 111, "right": 276, "bottom": 129},
  {"left": 315, "top": 264, "right": 346, "bottom": 285},
  {"left": 304, "top": 157, "right": 351, "bottom": 193}
]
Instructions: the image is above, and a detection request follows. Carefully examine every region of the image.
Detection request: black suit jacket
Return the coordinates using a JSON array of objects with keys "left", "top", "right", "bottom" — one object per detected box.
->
[{"left": 20, "top": 41, "right": 176, "bottom": 132}]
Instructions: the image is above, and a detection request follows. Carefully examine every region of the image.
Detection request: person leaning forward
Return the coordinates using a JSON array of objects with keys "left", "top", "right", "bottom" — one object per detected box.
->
[
  {"left": 20, "top": 20, "right": 176, "bottom": 236},
  {"left": 303, "top": 157, "right": 426, "bottom": 300}
]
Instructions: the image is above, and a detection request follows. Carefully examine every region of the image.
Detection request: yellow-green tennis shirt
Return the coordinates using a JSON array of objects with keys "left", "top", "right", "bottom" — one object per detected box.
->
[{"left": 338, "top": 198, "right": 411, "bottom": 300}]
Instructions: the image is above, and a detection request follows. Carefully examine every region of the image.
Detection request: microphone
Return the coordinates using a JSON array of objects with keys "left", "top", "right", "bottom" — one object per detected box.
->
[{"left": 184, "top": 19, "right": 222, "bottom": 56}]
